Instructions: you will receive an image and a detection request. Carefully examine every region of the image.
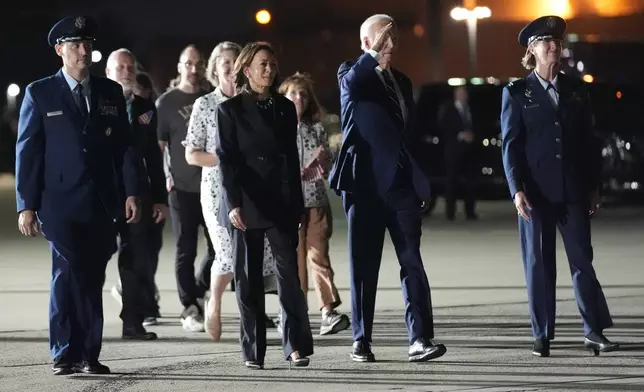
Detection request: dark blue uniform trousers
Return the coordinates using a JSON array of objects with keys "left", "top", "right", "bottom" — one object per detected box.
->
[
  {"left": 519, "top": 202, "right": 613, "bottom": 340},
  {"left": 343, "top": 169, "right": 435, "bottom": 345},
  {"left": 44, "top": 218, "right": 117, "bottom": 363}
]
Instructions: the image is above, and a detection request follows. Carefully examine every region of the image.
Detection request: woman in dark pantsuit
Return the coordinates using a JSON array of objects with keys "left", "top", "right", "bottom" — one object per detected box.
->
[{"left": 215, "top": 41, "right": 313, "bottom": 369}]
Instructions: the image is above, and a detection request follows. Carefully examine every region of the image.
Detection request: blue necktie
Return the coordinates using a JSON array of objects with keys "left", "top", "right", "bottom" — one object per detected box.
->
[{"left": 75, "top": 84, "right": 88, "bottom": 118}]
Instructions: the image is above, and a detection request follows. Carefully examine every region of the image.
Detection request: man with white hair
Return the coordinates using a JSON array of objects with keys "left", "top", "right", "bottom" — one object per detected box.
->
[
  {"left": 329, "top": 14, "right": 447, "bottom": 362},
  {"left": 106, "top": 48, "right": 168, "bottom": 340}
]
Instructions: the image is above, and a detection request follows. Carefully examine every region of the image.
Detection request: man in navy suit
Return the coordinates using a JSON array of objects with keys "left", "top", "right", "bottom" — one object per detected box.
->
[
  {"left": 501, "top": 15, "right": 618, "bottom": 357},
  {"left": 329, "top": 14, "right": 446, "bottom": 363},
  {"left": 15, "top": 16, "right": 140, "bottom": 375}
]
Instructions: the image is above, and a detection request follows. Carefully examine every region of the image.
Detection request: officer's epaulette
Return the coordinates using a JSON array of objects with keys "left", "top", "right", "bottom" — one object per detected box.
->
[{"left": 506, "top": 78, "right": 527, "bottom": 92}]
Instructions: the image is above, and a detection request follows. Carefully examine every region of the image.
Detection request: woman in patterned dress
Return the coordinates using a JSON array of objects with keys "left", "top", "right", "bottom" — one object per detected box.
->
[
  {"left": 184, "top": 42, "right": 276, "bottom": 341},
  {"left": 278, "top": 73, "right": 350, "bottom": 335}
]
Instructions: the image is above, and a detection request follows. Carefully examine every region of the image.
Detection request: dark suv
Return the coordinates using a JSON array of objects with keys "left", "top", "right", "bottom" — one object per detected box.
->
[{"left": 412, "top": 79, "right": 644, "bottom": 204}]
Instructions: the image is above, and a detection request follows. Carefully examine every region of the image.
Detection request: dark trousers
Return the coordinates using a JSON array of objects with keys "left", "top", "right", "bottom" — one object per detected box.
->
[
  {"left": 169, "top": 189, "right": 215, "bottom": 310},
  {"left": 343, "top": 168, "right": 434, "bottom": 345},
  {"left": 444, "top": 152, "right": 477, "bottom": 219},
  {"left": 43, "top": 218, "right": 116, "bottom": 363},
  {"left": 146, "top": 219, "right": 164, "bottom": 316},
  {"left": 519, "top": 201, "right": 613, "bottom": 339},
  {"left": 232, "top": 224, "right": 313, "bottom": 362},
  {"left": 117, "top": 198, "right": 160, "bottom": 326}
]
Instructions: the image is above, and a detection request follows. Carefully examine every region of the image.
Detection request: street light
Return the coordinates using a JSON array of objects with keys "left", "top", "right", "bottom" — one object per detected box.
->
[
  {"left": 7, "top": 83, "right": 20, "bottom": 98},
  {"left": 255, "top": 9, "right": 271, "bottom": 25},
  {"left": 450, "top": 6, "right": 492, "bottom": 77},
  {"left": 92, "top": 50, "right": 102, "bottom": 63}
]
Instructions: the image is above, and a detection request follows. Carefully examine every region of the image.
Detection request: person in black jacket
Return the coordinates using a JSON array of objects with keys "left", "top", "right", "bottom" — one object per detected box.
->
[
  {"left": 215, "top": 42, "right": 313, "bottom": 369},
  {"left": 437, "top": 85, "right": 479, "bottom": 220},
  {"left": 105, "top": 48, "right": 168, "bottom": 339}
]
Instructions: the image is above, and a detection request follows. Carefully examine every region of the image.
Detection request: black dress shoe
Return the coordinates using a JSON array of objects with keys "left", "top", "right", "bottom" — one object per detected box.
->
[
  {"left": 73, "top": 361, "right": 111, "bottom": 374},
  {"left": 350, "top": 341, "right": 375, "bottom": 362},
  {"left": 584, "top": 332, "right": 619, "bottom": 356},
  {"left": 408, "top": 338, "right": 447, "bottom": 362},
  {"left": 52, "top": 362, "right": 74, "bottom": 376},
  {"left": 532, "top": 339, "right": 550, "bottom": 357},
  {"left": 122, "top": 325, "right": 158, "bottom": 340}
]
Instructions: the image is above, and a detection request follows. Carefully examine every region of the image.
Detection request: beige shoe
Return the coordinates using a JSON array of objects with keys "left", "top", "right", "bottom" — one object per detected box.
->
[{"left": 204, "top": 298, "right": 222, "bottom": 342}]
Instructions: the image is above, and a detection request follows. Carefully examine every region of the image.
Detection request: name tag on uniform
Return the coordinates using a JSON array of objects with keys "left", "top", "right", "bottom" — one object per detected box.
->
[
  {"left": 524, "top": 103, "right": 540, "bottom": 109},
  {"left": 100, "top": 105, "right": 118, "bottom": 116},
  {"left": 47, "top": 110, "right": 63, "bottom": 117}
]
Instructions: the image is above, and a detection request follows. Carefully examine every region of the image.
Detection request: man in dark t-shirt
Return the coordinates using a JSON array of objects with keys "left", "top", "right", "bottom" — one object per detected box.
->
[{"left": 157, "top": 45, "right": 214, "bottom": 332}]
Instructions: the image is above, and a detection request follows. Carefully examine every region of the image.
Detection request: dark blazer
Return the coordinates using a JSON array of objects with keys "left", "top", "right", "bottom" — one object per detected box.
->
[
  {"left": 438, "top": 102, "right": 476, "bottom": 149},
  {"left": 15, "top": 69, "right": 139, "bottom": 224},
  {"left": 500, "top": 71, "right": 601, "bottom": 203},
  {"left": 215, "top": 93, "right": 304, "bottom": 229},
  {"left": 128, "top": 95, "right": 166, "bottom": 205},
  {"left": 328, "top": 52, "right": 430, "bottom": 200}
]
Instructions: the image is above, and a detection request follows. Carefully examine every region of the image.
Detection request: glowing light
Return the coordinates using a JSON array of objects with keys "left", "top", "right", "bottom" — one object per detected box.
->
[
  {"left": 473, "top": 6, "right": 492, "bottom": 18},
  {"left": 7, "top": 83, "right": 20, "bottom": 97},
  {"left": 576, "top": 61, "right": 584, "bottom": 72},
  {"left": 482, "top": 138, "right": 490, "bottom": 147},
  {"left": 413, "top": 24, "right": 425, "bottom": 37},
  {"left": 470, "top": 77, "right": 485, "bottom": 85},
  {"left": 534, "top": 0, "right": 573, "bottom": 18},
  {"left": 255, "top": 9, "right": 271, "bottom": 25},
  {"left": 91, "top": 50, "right": 102, "bottom": 63},
  {"left": 450, "top": 6, "right": 491, "bottom": 20},
  {"left": 593, "top": 0, "right": 641, "bottom": 17},
  {"left": 450, "top": 7, "right": 470, "bottom": 21},
  {"left": 583, "top": 74, "right": 594, "bottom": 83},
  {"left": 447, "top": 78, "right": 467, "bottom": 86},
  {"left": 616, "top": 91, "right": 623, "bottom": 99}
]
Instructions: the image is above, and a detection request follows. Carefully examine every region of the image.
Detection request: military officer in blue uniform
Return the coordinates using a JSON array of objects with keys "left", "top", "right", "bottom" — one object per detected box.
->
[
  {"left": 500, "top": 15, "right": 619, "bottom": 357},
  {"left": 15, "top": 16, "right": 140, "bottom": 375}
]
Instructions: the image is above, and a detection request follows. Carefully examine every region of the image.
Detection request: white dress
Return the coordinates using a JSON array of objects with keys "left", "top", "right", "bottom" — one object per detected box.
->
[{"left": 183, "top": 88, "right": 276, "bottom": 277}]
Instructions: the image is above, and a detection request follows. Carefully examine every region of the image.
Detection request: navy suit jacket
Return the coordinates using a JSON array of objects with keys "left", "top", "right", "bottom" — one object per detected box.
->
[
  {"left": 500, "top": 71, "right": 601, "bottom": 204},
  {"left": 15, "top": 69, "right": 139, "bottom": 225},
  {"left": 329, "top": 53, "right": 430, "bottom": 200}
]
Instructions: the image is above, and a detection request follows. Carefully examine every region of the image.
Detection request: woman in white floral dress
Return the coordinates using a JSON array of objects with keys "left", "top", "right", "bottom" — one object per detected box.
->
[{"left": 183, "top": 41, "right": 276, "bottom": 341}]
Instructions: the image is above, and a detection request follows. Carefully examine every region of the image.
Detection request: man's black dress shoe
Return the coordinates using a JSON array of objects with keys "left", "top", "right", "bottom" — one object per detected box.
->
[
  {"left": 408, "top": 338, "right": 447, "bottom": 362},
  {"left": 52, "top": 361, "right": 74, "bottom": 376},
  {"left": 584, "top": 332, "right": 619, "bottom": 356},
  {"left": 532, "top": 339, "right": 550, "bottom": 357},
  {"left": 73, "top": 361, "right": 111, "bottom": 374},
  {"left": 122, "top": 325, "right": 158, "bottom": 340},
  {"left": 350, "top": 341, "right": 375, "bottom": 362}
]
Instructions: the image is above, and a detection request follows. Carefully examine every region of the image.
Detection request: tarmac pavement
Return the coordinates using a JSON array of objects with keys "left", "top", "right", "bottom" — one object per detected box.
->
[{"left": 0, "top": 176, "right": 643, "bottom": 392}]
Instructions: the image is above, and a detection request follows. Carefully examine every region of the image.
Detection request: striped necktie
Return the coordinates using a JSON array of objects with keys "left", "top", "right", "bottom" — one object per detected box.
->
[
  {"left": 381, "top": 70, "right": 407, "bottom": 168},
  {"left": 381, "top": 70, "right": 404, "bottom": 131}
]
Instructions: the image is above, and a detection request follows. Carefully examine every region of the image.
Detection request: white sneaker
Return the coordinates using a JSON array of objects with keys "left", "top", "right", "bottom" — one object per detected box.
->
[
  {"left": 142, "top": 317, "right": 158, "bottom": 327},
  {"left": 181, "top": 304, "right": 205, "bottom": 332},
  {"left": 111, "top": 285, "right": 123, "bottom": 306}
]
